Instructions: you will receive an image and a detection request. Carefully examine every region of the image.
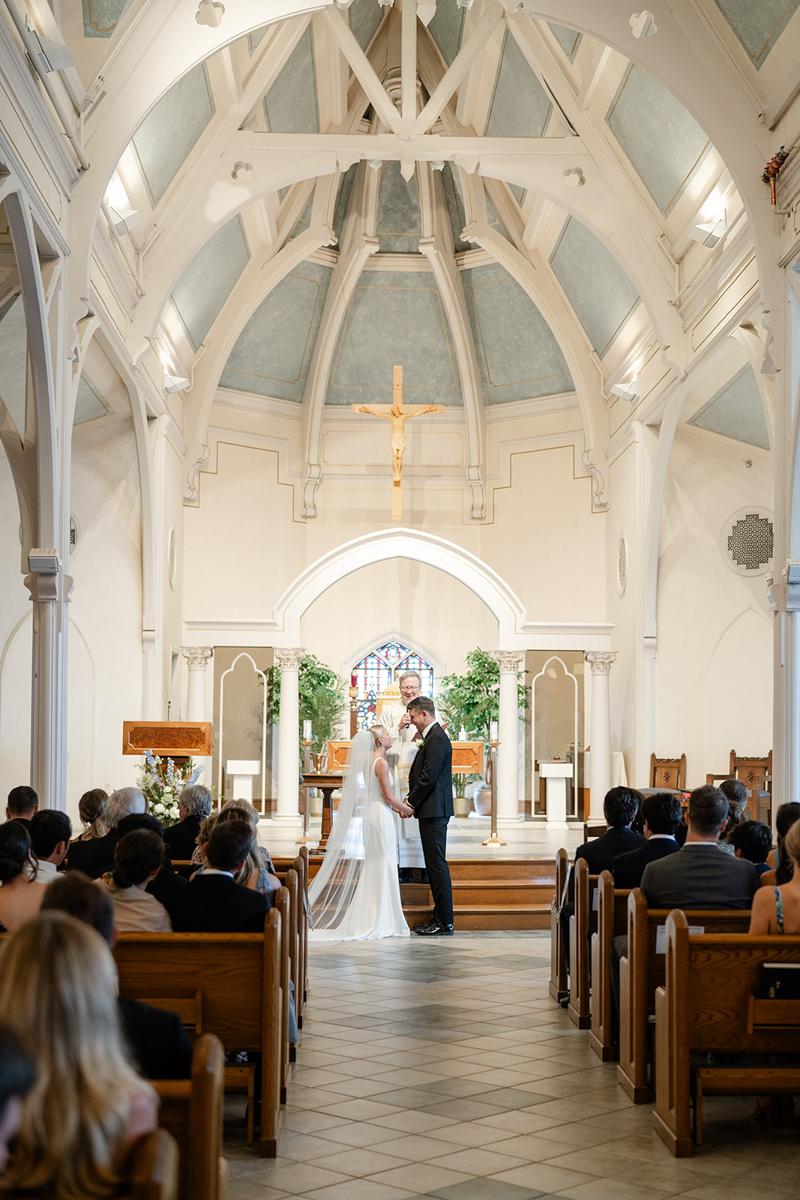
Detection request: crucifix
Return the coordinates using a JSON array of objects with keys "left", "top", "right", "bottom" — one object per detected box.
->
[{"left": 352, "top": 366, "right": 444, "bottom": 520}]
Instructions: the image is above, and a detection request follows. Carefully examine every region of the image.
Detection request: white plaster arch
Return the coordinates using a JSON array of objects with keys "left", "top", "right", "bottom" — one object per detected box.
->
[{"left": 274, "top": 528, "right": 527, "bottom": 645}]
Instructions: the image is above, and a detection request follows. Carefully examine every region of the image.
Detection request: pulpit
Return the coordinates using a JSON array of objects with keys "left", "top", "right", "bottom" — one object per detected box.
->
[
  {"left": 539, "top": 761, "right": 573, "bottom": 830},
  {"left": 122, "top": 720, "right": 215, "bottom": 762},
  {"left": 226, "top": 759, "right": 260, "bottom": 804}
]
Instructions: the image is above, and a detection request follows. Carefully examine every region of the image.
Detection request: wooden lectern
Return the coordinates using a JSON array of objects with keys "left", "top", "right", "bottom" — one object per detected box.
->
[{"left": 122, "top": 721, "right": 215, "bottom": 765}]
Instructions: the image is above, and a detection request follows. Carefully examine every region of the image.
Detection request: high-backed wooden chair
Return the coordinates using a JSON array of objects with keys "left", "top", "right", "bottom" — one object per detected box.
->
[
  {"left": 650, "top": 753, "right": 686, "bottom": 791},
  {"left": 152, "top": 1034, "right": 225, "bottom": 1200},
  {"left": 706, "top": 749, "right": 772, "bottom": 816}
]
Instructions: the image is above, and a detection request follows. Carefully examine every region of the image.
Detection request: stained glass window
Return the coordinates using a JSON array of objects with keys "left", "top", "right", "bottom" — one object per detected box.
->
[{"left": 351, "top": 641, "right": 434, "bottom": 730}]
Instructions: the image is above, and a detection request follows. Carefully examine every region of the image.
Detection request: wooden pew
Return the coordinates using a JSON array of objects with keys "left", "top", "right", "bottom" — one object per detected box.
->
[
  {"left": 589, "top": 870, "right": 630, "bottom": 1061},
  {"left": 274, "top": 881, "right": 294, "bottom": 1101},
  {"left": 653, "top": 912, "right": 800, "bottom": 1156},
  {"left": 152, "top": 1034, "right": 225, "bottom": 1200},
  {"left": 297, "top": 847, "right": 309, "bottom": 1023},
  {"left": 618, "top": 889, "right": 751, "bottom": 1103},
  {"left": 549, "top": 848, "right": 569, "bottom": 1004},
  {"left": 274, "top": 865, "right": 301, "bottom": 1063},
  {"left": 126, "top": 1130, "right": 180, "bottom": 1200},
  {"left": 568, "top": 858, "right": 597, "bottom": 1029},
  {"left": 114, "top": 908, "right": 283, "bottom": 1158}
]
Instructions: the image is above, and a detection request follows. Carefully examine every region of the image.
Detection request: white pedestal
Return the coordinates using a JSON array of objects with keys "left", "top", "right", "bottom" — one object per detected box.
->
[
  {"left": 539, "top": 761, "right": 573, "bottom": 831},
  {"left": 226, "top": 759, "right": 260, "bottom": 805}
]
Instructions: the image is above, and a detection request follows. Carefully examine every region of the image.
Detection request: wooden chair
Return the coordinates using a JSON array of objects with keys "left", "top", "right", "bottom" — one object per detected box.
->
[
  {"left": 589, "top": 870, "right": 630, "bottom": 1062},
  {"left": 654, "top": 912, "right": 800, "bottom": 1156},
  {"left": 581, "top": 823, "right": 606, "bottom": 842},
  {"left": 617, "top": 889, "right": 751, "bottom": 1103},
  {"left": 549, "top": 848, "right": 569, "bottom": 1004},
  {"left": 114, "top": 908, "right": 283, "bottom": 1158},
  {"left": 567, "top": 858, "right": 597, "bottom": 1029},
  {"left": 152, "top": 1034, "right": 225, "bottom": 1200},
  {"left": 706, "top": 749, "right": 772, "bottom": 814},
  {"left": 650, "top": 753, "right": 686, "bottom": 791}
]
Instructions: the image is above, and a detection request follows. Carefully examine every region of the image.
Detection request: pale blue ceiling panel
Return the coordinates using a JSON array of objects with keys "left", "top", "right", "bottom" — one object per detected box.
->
[
  {"left": 548, "top": 22, "right": 582, "bottom": 62},
  {"left": 713, "top": 0, "right": 800, "bottom": 68},
  {"left": 248, "top": 27, "right": 269, "bottom": 54},
  {"left": 484, "top": 30, "right": 552, "bottom": 138},
  {"left": 290, "top": 199, "right": 314, "bottom": 240},
  {"left": 349, "top": 0, "right": 383, "bottom": 53},
  {"left": 82, "top": 0, "right": 129, "bottom": 37},
  {"left": 687, "top": 365, "right": 770, "bottom": 450},
  {"left": 486, "top": 195, "right": 509, "bottom": 241},
  {"left": 170, "top": 216, "right": 250, "bottom": 352},
  {"left": 220, "top": 261, "right": 333, "bottom": 401},
  {"left": 327, "top": 270, "right": 463, "bottom": 406},
  {"left": 376, "top": 163, "right": 421, "bottom": 252},
  {"left": 333, "top": 165, "right": 358, "bottom": 245},
  {"left": 440, "top": 164, "right": 471, "bottom": 252},
  {"left": 0, "top": 295, "right": 27, "bottom": 434},
  {"left": 263, "top": 28, "right": 319, "bottom": 134},
  {"left": 462, "top": 263, "right": 573, "bottom": 404},
  {"left": 428, "top": 0, "right": 466, "bottom": 66},
  {"left": 74, "top": 372, "right": 112, "bottom": 425},
  {"left": 606, "top": 64, "right": 709, "bottom": 215},
  {"left": 549, "top": 216, "right": 640, "bottom": 358},
  {"left": 131, "top": 63, "right": 215, "bottom": 206}
]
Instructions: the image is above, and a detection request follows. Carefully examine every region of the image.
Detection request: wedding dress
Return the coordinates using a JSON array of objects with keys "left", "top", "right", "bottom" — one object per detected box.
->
[{"left": 308, "top": 730, "right": 410, "bottom": 942}]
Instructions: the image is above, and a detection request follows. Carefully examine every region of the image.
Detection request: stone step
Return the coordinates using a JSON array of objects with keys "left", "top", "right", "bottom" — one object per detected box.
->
[
  {"left": 402, "top": 903, "right": 551, "bottom": 931},
  {"left": 402, "top": 880, "right": 554, "bottom": 906}
]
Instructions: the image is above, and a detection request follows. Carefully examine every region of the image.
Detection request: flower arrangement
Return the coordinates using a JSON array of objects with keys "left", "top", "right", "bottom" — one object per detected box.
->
[{"left": 137, "top": 751, "right": 206, "bottom": 825}]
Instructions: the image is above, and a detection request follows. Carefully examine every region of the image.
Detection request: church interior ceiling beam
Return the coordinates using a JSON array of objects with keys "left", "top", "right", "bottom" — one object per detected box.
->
[
  {"left": 323, "top": 7, "right": 403, "bottom": 136},
  {"left": 234, "top": 130, "right": 584, "bottom": 162},
  {"left": 409, "top": 3, "right": 504, "bottom": 139},
  {"left": 400, "top": 0, "right": 418, "bottom": 124}
]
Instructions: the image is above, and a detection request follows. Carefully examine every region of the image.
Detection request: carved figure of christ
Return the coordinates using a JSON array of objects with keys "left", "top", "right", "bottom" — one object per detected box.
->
[{"left": 352, "top": 366, "right": 444, "bottom": 519}]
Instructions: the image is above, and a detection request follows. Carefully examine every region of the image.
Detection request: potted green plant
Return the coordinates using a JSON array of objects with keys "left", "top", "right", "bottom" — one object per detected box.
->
[{"left": 265, "top": 653, "right": 343, "bottom": 764}]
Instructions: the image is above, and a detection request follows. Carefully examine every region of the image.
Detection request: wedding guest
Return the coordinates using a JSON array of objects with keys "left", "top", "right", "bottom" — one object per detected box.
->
[
  {"left": 192, "top": 800, "right": 279, "bottom": 894},
  {"left": 66, "top": 787, "right": 146, "bottom": 879},
  {"left": 73, "top": 788, "right": 108, "bottom": 841},
  {"left": 750, "top": 819, "right": 800, "bottom": 933},
  {"left": 0, "top": 822, "right": 47, "bottom": 932},
  {"left": 720, "top": 778, "right": 748, "bottom": 854},
  {"left": 165, "top": 821, "right": 270, "bottom": 932},
  {"left": 0, "top": 912, "right": 157, "bottom": 1195},
  {"left": 97, "top": 831, "right": 172, "bottom": 932},
  {"left": 115, "top": 813, "right": 186, "bottom": 903},
  {"left": 28, "top": 810, "right": 72, "bottom": 884},
  {"left": 42, "top": 873, "right": 192, "bottom": 1081},
  {"left": 728, "top": 820, "right": 772, "bottom": 881},
  {"left": 762, "top": 802, "right": 800, "bottom": 884},
  {"left": 0, "top": 1022, "right": 35, "bottom": 1173},
  {"left": 5, "top": 785, "right": 37, "bottom": 823},
  {"left": 162, "top": 784, "right": 213, "bottom": 861}
]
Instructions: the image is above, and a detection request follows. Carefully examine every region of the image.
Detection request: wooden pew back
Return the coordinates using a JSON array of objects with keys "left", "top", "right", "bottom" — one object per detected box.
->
[
  {"left": 568, "top": 859, "right": 597, "bottom": 1028},
  {"left": 549, "top": 848, "right": 569, "bottom": 1003},
  {"left": 152, "top": 1034, "right": 225, "bottom": 1200},
  {"left": 618, "top": 888, "right": 751, "bottom": 1103},
  {"left": 590, "top": 870, "right": 630, "bottom": 1061}
]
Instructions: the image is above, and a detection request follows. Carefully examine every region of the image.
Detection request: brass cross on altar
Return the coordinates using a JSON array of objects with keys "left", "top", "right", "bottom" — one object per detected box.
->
[{"left": 352, "top": 366, "right": 444, "bottom": 520}]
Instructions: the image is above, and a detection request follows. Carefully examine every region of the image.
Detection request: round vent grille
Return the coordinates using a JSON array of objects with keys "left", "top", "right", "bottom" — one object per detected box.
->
[
  {"left": 617, "top": 534, "right": 628, "bottom": 596},
  {"left": 168, "top": 527, "right": 177, "bottom": 588},
  {"left": 720, "top": 509, "right": 774, "bottom": 577}
]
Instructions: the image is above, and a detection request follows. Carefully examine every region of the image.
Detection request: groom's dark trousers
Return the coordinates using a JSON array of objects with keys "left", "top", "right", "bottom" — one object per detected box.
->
[{"left": 406, "top": 722, "right": 454, "bottom": 927}]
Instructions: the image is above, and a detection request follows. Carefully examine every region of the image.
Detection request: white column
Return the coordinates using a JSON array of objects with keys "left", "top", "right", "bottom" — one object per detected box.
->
[
  {"left": 24, "top": 568, "right": 74, "bottom": 812},
  {"left": 768, "top": 576, "right": 800, "bottom": 837},
  {"left": 275, "top": 647, "right": 305, "bottom": 823},
  {"left": 182, "top": 646, "right": 213, "bottom": 721},
  {"left": 493, "top": 650, "right": 525, "bottom": 824},
  {"left": 585, "top": 651, "right": 618, "bottom": 819}
]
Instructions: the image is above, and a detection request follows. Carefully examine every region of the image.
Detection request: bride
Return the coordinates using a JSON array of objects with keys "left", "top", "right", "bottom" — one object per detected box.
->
[{"left": 309, "top": 726, "right": 413, "bottom": 941}]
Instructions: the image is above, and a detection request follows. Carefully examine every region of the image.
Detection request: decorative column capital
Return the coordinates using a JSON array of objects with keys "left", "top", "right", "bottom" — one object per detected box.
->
[
  {"left": 584, "top": 651, "right": 618, "bottom": 675},
  {"left": 492, "top": 650, "right": 525, "bottom": 674},
  {"left": 182, "top": 646, "right": 213, "bottom": 670},
  {"left": 274, "top": 647, "right": 306, "bottom": 672}
]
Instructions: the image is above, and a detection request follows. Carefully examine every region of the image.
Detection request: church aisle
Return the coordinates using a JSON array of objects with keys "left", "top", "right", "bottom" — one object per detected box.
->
[{"left": 224, "top": 934, "right": 798, "bottom": 1200}]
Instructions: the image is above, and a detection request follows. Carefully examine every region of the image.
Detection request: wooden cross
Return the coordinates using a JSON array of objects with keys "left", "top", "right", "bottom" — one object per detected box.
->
[{"left": 351, "top": 366, "right": 444, "bottom": 520}]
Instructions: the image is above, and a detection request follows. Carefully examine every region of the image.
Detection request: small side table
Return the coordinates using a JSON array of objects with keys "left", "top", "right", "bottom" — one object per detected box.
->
[{"left": 300, "top": 773, "right": 343, "bottom": 852}]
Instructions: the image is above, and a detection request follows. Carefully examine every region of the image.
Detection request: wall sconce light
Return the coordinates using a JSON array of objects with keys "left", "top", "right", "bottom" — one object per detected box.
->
[
  {"left": 28, "top": 549, "right": 61, "bottom": 574},
  {"left": 691, "top": 213, "right": 726, "bottom": 248},
  {"left": 164, "top": 372, "right": 191, "bottom": 394},
  {"left": 610, "top": 375, "right": 639, "bottom": 403},
  {"left": 108, "top": 203, "right": 142, "bottom": 236}
]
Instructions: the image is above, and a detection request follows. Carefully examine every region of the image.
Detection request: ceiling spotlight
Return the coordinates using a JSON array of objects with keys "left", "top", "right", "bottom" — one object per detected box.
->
[
  {"left": 164, "top": 372, "right": 191, "bottom": 394},
  {"left": 610, "top": 375, "right": 639, "bottom": 403},
  {"left": 690, "top": 213, "right": 726, "bottom": 248},
  {"left": 368, "top": 159, "right": 383, "bottom": 171},
  {"left": 377, "top": 0, "right": 394, "bottom": 8},
  {"left": 108, "top": 203, "right": 142, "bottom": 236},
  {"left": 431, "top": 159, "right": 446, "bottom": 171}
]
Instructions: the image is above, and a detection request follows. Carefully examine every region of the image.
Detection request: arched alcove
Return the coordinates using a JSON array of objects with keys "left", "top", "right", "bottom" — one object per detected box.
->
[{"left": 704, "top": 608, "right": 772, "bottom": 775}]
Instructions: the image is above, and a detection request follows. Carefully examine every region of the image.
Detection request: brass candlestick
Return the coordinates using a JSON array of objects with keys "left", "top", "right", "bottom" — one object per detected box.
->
[
  {"left": 297, "top": 738, "right": 316, "bottom": 845},
  {"left": 482, "top": 740, "right": 506, "bottom": 847}
]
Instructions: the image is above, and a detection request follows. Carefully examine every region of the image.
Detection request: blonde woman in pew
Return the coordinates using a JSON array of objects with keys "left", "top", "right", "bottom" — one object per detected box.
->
[
  {"left": 309, "top": 726, "right": 413, "bottom": 941},
  {"left": 749, "top": 818, "right": 800, "bottom": 934}
]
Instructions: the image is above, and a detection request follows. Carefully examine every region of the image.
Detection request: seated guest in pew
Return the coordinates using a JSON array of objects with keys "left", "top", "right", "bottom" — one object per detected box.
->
[
  {"left": 749, "top": 819, "right": 800, "bottom": 934},
  {"left": 28, "top": 810, "right": 72, "bottom": 883},
  {"left": 727, "top": 820, "right": 773, "bottom": 881},
  {"left": 192, "top": 801, "right": 280, "bottom": 896},
  {"left": 5, "top": 785, "right": 37, "bottom": 824},
  {"left": 0, "top": 1022, "right": 35, "bottom": 1173},
  {"left": 73, "top": 788, "right": 109, "bottom": 842},
  {"left": 612, "top": 793, "right": 682, "bottom": 889},
  {"left": 162, "top": 783, "right": 213, "bottom": 862},
  {"left": 42, "top": 872, "right": 192, "bottom": 1081},
  {"left": 762, "top": 801, "right": 800, "bottom": 883},
  {"left": 67, "top": 786, "right": 146, "bottom": 879},
  {"left": 164, "top": 821, "right": 271, "bottom": 933},
  {"left": 97, "top": 831, "right": 173, "bottom": 932},
  {"left": 0, "top": 822, "right": 47, "bottom": 932},
  {"left": 0, "top": 912, "right": 158, "bottom": 1196},
  {"left": 115, "top": 813, "right": 187, "bottom": 903}
]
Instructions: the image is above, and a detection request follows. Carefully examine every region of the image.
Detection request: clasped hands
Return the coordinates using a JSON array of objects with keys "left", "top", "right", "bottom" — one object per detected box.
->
[{"left": 396, "top": 801, "right": 414, "bottom": 818}]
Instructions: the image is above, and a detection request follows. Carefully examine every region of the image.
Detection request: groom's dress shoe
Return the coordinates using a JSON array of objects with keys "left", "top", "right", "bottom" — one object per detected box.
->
[
  {"left": 415, "top": 921, "right": 454, "bottom": 936},
  {"left": 413, "top": 919, "right": 438, "bottom": 934}
]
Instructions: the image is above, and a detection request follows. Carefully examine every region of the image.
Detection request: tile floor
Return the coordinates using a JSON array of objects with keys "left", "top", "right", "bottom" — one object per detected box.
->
[{"left": 224, "top": 933, "right": 799, "bottom": 1200}]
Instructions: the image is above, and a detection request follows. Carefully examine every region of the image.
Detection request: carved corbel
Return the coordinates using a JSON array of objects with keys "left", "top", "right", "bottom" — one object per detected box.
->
[{"left": 302, "top": 464, "right": 322, "bottom": 519}]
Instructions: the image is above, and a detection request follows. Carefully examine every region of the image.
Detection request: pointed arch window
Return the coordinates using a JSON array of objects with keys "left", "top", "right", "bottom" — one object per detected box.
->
[{"left": 351, "top": 641, "right": 434, "bottom": 729}]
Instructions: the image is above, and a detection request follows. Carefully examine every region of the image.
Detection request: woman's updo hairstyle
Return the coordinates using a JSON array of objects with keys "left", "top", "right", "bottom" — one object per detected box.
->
[
  {"left": 111, "top": 829, "right": 163, "bottom": 889},
  {"left": 0, "top": 822, "right": 34, "bottom": 884},
  {"left": 368, "top": 725, "right": 385, "bottom": 748},
  {"left": 78, "top": 788, "right": 108, "bottom": 832}
]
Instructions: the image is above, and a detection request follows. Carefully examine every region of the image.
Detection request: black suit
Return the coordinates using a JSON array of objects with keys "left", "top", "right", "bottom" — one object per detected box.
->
[
  {"left": 163, "top": 873, "right": 270, "bottom": 933},
  {"left": 561, "top": 826, "right": 647, "bottom": 969},
  {"left": 66, "top": 829, "right": 120, "bottom": 879},
  {"left": 406, "top": 722, "right": 454, "bottom": 927},
  {"left": 162, "top": 815, "right": 203, "bottom": 862},
  {"left": 118, "top": 996, "right": 193, "bottom": 1080},
  {"left": 612, "top": 837, "right": 680, "bottom": 889}
]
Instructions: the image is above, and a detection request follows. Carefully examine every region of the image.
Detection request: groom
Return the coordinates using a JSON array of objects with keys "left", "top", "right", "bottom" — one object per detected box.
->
[{"left": 405, "top": 697, "right": 454, "bottom": 936}]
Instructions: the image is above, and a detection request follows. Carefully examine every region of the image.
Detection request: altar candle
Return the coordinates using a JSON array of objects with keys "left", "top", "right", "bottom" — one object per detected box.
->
[
  {"left": 490, "top": 720, "right": 498, "bottom": 742},
  {"left": 303, "top": 720, "right": 312, "bottom": 740}
]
